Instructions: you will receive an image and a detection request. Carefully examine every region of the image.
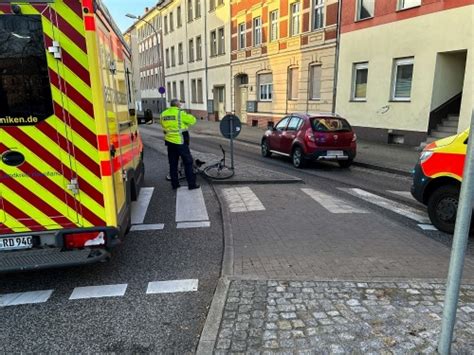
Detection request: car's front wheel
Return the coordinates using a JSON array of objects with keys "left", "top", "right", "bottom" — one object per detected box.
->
[
  {"left": 427, "top": 185, "right": 459, "bottom": 234},
  {"left": 261, "top": 139, "right": 272, "bottom": 157},
  {"left": 292, "top": 146, "right": 306, "bottom": 168}
]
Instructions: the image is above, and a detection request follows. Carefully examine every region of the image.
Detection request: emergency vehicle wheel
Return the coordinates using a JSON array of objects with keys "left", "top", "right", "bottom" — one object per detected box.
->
[{"left": 427, "top": 185, "right": 459, "bottom": 234}]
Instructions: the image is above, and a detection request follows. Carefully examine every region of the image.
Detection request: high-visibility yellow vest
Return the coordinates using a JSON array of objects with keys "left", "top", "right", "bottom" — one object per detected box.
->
[{"left": 159, "top": 107, "right": 197, "bottom": 144}]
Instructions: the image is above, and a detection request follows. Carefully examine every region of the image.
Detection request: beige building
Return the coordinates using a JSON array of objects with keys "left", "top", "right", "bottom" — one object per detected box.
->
[
  {"left": 160, "top": 0, "right": 231, "bottom": 120},
  {"left": 124, "top": 6, "right": 166, "bottom": 115},
  {"left": 230, "top": 0, "right": 340, "bottom": 128},
  {"left": 335, "top": 0, "right": 473, "bottom": 146}
]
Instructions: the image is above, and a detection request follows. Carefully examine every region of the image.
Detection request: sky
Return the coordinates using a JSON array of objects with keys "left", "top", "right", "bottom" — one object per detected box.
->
[{"left": 102, "top": 0, "right": 157, "bottom": 32}]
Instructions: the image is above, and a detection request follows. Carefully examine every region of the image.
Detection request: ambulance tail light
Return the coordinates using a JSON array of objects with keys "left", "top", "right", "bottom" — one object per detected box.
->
[{"left": 64, "top": 231, "right": 106, "bottom": 249}]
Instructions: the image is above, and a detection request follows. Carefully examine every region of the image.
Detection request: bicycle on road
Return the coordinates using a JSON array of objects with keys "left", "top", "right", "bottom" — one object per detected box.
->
[{"left": 166, "top": 144, "right": 234, "bottom": 181}]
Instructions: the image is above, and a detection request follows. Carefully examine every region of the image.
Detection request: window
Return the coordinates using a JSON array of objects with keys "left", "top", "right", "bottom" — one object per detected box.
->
[
  {"left": 177, "top": 6, "right": 182, "bottom": 27},
  {"left": 191, "top": 79, "right": 197, "bottom": 102},
  {"left": 275, "top": 117, "right": 290, "bottom": 131},
  {"left": 287, "top": 117, "right": 302, "bottom": 131},
  {"left": 171, "top": 46, "right": 176, "bottom": 67},
  {"left": 357, "top": 0, "right": 374, "bottom": 20},
  {"left": 392, "top": 57, "right": 414, "bottom": 101},
  {"left": 290, "top": 2, "right": 300, "bottom": 36},
  {"left": 210, "top": 30, "right": 217, "bottom": 56},
  {"left": 258, "top": 73, "right": 273, "bottom": 101},
  {"left": 210, "top": 0, "right": 216, "bottom": 11},
  {"left": 165, "top": 48, "right": 170, "bottom": 68},
  {"left": 352, "top": 62, "right": 368, "bottom": 100},
  {"left": 196, "top": 36, "right": 202, "bottom": 60},
  {"left": 195, "top": 0, "right": 201, "bottom": 18},
  {"left": 313, "top": 0, "right": 324, "bottom": 30},
  {"left": 238, "top": 23, "right": 246, "bottom": 49},
  {"left": 288, "top": 68, "right": 299, "bottom": 100},
  {"left": 189, "top": 39, "right": 195, "bottom": 62},
  {"left": 164, "top": 15, "right": 168, "bottom": 34},
  {"left": 180, "top": 80, "right": 185, "bottom": 102},
  {"left": 218, "top": 27, "right": 225, "bottom": 55},
  {"left": 309, "top": 65, "right": 322, "bottom": 100},
  {"left": 252, "top": 17, "right": 262, "bottom": 47},
  {"left": 0, "top": 15, "right": 54, "bottom": 122},
  {"left": 167, "top": 82, "right": 172, "bottom": 101},
  {"left": 188, "top": 0, "right": 193, "bottom": 22},
  {"left": 178, "top": 43, "right": 184, "bottom": 64},
  {"left": 197, "top": 79, "right": 203, "bottom": 103},
  {"left": 270, "top": 11, "right": 278, "bottom": 42},
  {"left": 172, "top": 81, "right": 177, "bottom": 99},
  {"left": 169, "top": 11, "right": 174, "bottom": 31},
  {"left": 399, "top": 0, "right": 421, "bottom": 10}
]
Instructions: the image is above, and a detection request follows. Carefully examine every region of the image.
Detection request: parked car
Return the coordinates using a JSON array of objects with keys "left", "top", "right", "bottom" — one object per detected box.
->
[
  {"left": 261, "top": 113, "right": 357, "bottom": 168},
  {"left": 411, "top": 129, "right": 469, "bottom": 233}
]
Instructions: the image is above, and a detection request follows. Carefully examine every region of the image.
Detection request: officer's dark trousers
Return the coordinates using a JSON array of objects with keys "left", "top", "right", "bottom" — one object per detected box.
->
[{"left": 167, "top": 142, "right": 197, "bottom": 188}]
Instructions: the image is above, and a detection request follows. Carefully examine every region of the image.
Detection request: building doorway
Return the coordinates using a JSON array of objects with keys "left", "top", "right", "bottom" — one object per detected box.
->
[
  {"left": 214, "top": 86, "right": 226, "bottom": 120},
  {"left": 234, "top": 74, "right": 248, "bottom": 123}
]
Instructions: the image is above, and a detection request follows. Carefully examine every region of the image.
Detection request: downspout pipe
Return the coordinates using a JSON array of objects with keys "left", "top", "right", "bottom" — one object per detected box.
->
[{"left": 332, "top": 0, "right": 343, "bottom": 115}]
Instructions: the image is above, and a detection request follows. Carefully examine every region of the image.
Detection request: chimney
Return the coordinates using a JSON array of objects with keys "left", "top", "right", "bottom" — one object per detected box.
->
[{"left": 145, "top": 7, "right": 149, "bottom": 12}]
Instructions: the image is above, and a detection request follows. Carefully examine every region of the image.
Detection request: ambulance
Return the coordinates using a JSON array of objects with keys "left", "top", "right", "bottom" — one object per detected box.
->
[
  {"left": 0, "top": 0, "right": 144, "bottom": 272},
  {"left": 411, "top": 129, "right": 469, "bottom": 234}
]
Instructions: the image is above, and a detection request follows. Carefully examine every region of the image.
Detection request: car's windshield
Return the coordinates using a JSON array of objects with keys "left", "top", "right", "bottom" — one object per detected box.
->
[{"left": 311, "top": 117, "right": 351, "bottom": 132}]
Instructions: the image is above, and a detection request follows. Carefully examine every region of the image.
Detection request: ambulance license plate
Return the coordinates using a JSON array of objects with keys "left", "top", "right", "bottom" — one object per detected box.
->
[{"left": 0, "top": 236, "right": 33, "bottom": 251}]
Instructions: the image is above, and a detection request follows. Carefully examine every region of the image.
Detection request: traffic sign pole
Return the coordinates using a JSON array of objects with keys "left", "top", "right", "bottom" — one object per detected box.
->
[{"left": 230, "top": 116, "right": 234, "bottom": 170}]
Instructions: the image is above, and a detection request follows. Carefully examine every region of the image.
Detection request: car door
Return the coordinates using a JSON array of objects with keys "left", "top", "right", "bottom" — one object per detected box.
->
[
  {"left": 269, "top": 116, "right": 291, "bottom": 153},
  {"left": 280, "top": 116, "right": 301, "bottom": 154}
]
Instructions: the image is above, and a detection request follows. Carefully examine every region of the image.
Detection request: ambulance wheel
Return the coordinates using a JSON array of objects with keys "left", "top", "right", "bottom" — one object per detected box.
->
[{"left": 427, "top": 185, "right": 459, "bottom": 234}]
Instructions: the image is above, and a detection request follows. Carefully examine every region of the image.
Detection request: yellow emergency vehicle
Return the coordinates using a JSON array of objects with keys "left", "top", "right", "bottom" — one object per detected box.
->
[{"left": 0, "top": 0, "right": 144, "bottom": 272}]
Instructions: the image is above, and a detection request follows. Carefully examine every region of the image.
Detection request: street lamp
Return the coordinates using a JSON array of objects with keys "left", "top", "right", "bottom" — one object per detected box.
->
[{"left": 126, "top": 13, "right": 164, "bottom": 118}]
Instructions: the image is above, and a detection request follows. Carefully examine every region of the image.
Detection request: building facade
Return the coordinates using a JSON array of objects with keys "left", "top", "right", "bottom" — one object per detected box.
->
[
  {"left": 160, "top": 0, "right": 232, "bottom": 120},
  {"left": 336, "top": 0, "right": 474, "bottom": 146},
  {"left": 230, "top": 0, "right": 339, "bottom": 128},
  {"left": 124, "top": 6, "right": 166, "bottom": 115}
]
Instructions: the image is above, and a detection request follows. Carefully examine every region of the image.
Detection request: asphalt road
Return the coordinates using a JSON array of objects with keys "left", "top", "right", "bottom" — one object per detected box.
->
[{"left": 0, "top": 139, "right": 223, "bottom": 353}]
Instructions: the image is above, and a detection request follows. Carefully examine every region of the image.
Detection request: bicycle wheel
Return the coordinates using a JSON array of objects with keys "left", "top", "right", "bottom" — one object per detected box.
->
[{"left": 203, "top": 164, "right": 234, "bottom": 180}]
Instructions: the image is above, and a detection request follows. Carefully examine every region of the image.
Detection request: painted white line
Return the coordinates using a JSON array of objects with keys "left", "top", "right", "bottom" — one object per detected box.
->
[
  {"left": 146, "top": 279, "right": 198, "bottom": 294},
  {"left": 0, "top": 290, "right": 53, "bottom": 307},
  {"left": 221, "top": 187, "right": 265, "bottom": 213},
  {"left": 176, "top": 187, "right": 209, "bottom": 222},
  {"left": 130, "top": 223, "right": 165, "bottom": 231},
  {"left": 418, "top": 224, "right": 439, "bottom": 231},
  {"left": 177, "top": 221, "right": 211, "bottom": 229},
  {"left": 387, "top": 190, "right": 415, "bottom": 200},
  {"left": 301, "top": 188, "right": 368, "bottom": 214},
  {"left": 131, "top": 187, "right": 154, "bottom": 225},
  {"left": 340, "top": 188, "right": 430, "bottom": 224},
  {"left": 69, "top": 284, "right": 128, "bottom": 300}
]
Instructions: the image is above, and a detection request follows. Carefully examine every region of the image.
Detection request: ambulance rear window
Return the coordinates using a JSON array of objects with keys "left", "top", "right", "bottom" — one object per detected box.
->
[{"left": 0, "top": 15, "right": 53, "bottom": 126}]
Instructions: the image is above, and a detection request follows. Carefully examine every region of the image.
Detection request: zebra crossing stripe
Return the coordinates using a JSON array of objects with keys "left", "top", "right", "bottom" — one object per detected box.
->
[
  {"left": 130, "top": 224, "right": 165, "bottom": 231},
  {"left": 418, "top": 224, "right": 438, "bottom": 231},
  {"left": 69, "top": 284, "right": 128, "bottom": 300},
  {"left": 340, "top": 188, "right": 430, "bottom": 224},
  {"left": 176, "top": 187, "right": 209, "bottom": 223},
  {"left": 146, "top": 279, "right": 199, "bottom": 294},
  {"left": 131, "top": 187, "right": 155, "bottom": 225},
  {"left": 177, "top": 221, "right": 211, "bottom": 229},
  {"left": 301, "top": 188, "right": 368, "bottom": 214},
  {"left": 387, "top": 190, "right": 415, "bottom": 200},
  {"left": 222, "top": 187, "right": 265, "bottom": 213},
  {"left": 0, "top": 290, "right": 54, "bottom": 307}
]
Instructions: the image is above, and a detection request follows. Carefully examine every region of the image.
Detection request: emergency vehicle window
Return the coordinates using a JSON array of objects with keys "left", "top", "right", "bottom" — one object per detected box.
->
[{"left": 0, "top": 15, "right": 53, "bottom": 126}]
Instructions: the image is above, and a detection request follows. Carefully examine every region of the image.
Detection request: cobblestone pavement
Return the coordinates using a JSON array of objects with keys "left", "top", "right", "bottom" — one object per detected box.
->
[{"left": 214, "top": 280, "right": 474, "bottom": 354}]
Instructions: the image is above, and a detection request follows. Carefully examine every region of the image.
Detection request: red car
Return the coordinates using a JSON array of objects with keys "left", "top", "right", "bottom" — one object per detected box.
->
[{"left": 261, "top": 113, "right": 357, "bottom": 168}]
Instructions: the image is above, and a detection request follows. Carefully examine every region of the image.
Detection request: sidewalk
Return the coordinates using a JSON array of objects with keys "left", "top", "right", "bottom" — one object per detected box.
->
[{"left": 192, "top": 120, "right": 421, "bottom": 176}]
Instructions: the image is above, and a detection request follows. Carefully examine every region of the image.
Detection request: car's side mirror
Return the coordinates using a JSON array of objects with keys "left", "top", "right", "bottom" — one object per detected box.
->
[{"left": 267, "top": 122, "right": 275, "bottom": 131}]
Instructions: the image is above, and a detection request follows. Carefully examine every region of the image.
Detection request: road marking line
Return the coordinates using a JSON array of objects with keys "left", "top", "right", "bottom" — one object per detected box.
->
[
  {"left": 222, "top": 187, "right": 265, "bottom": 213},
  {"left": 131, "top": 187, "right": 155, "bottom": 225},
  {"left": 69, "top": 284, "right": 128, "bottom": 300},
  {"left": 387, "top": 190, "right": 415, "bottom": 200},
  {"left": 0, "top": 290, "right": 54, "bottom": 307},
  {"left": 176, "top": 187, "right": 209, "bottom": 222},
  {"left": 177, "top": 221, "right": 211, "bottom": 229},
  {"left": 301, "top": 188, "right": 368, "bottom": 214},
  {"left": 146, "top": 279, "right": 199, "bottom": 294},
  {"left": 340, "top": 188, "right": 430, "bottom": 224},
  {"left": 418, "top": 224, "right": 439, "bottom": 231},
  {"left": 130, "top": 223, "right": 165, "bottom": 231}
]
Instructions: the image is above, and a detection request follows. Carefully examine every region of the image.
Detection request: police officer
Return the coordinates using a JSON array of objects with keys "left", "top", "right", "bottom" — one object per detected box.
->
[{"left": 159, "top": 99, "right": 200, "bottom": 190}]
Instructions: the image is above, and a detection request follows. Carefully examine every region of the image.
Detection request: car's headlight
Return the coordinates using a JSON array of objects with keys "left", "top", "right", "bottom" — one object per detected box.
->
[{"left": 420, "top": 151, "right": 434, "bottom": 162}]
